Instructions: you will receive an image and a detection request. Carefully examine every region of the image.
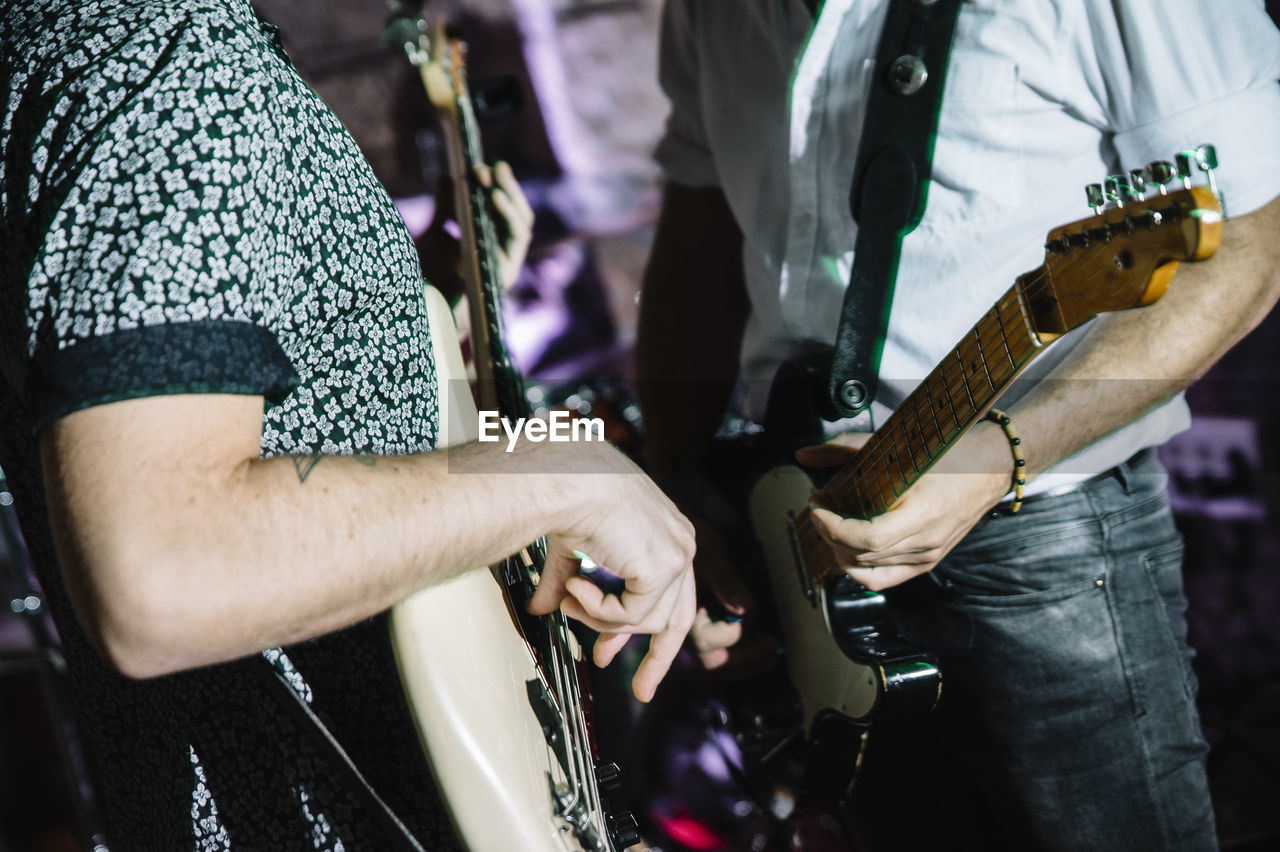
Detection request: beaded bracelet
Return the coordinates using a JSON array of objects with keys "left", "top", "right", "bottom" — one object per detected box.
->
[{"left": 986, "top": 408, "right": 1026, "bottom": 513}]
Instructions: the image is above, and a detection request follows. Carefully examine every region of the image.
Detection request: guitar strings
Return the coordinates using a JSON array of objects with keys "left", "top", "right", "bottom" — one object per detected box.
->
[{"left": 457, "top": 91, "right": 614, "bottom": 838}]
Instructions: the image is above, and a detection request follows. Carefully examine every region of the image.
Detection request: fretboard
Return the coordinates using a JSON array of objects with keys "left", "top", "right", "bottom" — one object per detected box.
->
[
  {"left": 826, "top": 281, "right": 1042, "bottom": 518},
  {"left": 790, "top": 276, "right": 1046, "bottom": 588},
  {"left": 447, "top": 91, "right": 530, "bottom": 420}
]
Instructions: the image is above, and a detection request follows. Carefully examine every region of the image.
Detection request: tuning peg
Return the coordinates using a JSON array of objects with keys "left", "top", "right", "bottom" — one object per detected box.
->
[
  {"left": 1144, "top": 160, "right": 1175, "bottom": 195},
  {"left": 1175, "top": 151, "right": 1195, "bottom": 189},
  {"left": 1127, "top": 168, "right": 1147, "bottom": 201},
  {"left": 1195, "top": 143, "right": 1224, "bottom": 214},
  {"left": 1085, "top": 183, "right": 1106, "bottom": 213},
  {"left": 1104, "top": 175, "right": 1133, "bottom": 207},
  {"left": 1195, "top": 144, "right": 1218, "bottom": 171},
  {"left": 381, "top": 11, "right": 430, "bottom": 65}
]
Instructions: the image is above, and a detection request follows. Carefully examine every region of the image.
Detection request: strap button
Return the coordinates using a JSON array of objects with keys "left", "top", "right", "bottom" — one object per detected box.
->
[
  {"left": 839, "top": 379, "right": 868, "bottom": 409},
  {"left": 887, "top": 54, "right": 928, "bottom": 96}
]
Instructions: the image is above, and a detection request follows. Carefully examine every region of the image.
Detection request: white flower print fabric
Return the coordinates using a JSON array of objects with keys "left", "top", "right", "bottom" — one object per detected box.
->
[{"left": 2, "top": 0, "right": 458, "bottom": 848}]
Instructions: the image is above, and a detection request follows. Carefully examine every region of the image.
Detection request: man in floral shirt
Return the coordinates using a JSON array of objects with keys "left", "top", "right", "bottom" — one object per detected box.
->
[{"left": 0, "top": 0, "right": 696, "bottom": 847}]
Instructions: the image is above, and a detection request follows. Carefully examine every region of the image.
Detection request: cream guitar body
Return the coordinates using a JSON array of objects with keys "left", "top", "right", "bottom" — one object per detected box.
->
[
  {"left": 749, "top": 464, "right": 938, "bottom": 735},
  {"left": 390, "top": 285, "right": 628, "bottom": 852},
  {"left": 750, "top": 464, "right": 890, "bottom": 729}
]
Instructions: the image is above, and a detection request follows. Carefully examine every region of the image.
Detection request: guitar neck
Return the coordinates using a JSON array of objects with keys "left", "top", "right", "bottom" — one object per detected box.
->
[
  {"left": 431, "top": 66, "right": 529, "bottom": 419},
  {"left": 792, "top": 181, "right": 1221, "bottom": 588},
  {"left": 824, "top": 281, "right": 1043, "bottom": 518}
]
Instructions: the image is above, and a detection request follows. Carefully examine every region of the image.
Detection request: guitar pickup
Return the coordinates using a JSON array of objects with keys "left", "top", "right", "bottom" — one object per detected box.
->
[
  {"left": 786, "top": 511, "right": 818, "bottom": 607},
  {"left": 526, "top": 678, "right": 569, "bottom": 775}
]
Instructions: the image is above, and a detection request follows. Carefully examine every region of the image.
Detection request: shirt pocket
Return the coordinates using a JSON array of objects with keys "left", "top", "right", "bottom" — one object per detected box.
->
[{"left": 927, "top": 49, "right": 1023, "bottom": 224}]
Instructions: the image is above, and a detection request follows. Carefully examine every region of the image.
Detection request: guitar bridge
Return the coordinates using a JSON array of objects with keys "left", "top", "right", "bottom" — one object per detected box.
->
[{"left": 786, "top": 510, "right": 818, "bottom": 607}]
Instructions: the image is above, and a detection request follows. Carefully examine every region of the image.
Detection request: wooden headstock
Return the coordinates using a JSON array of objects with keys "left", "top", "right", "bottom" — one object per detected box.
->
[{"left": 1021, "top": 184, "right": 1222, "bottom": 339}]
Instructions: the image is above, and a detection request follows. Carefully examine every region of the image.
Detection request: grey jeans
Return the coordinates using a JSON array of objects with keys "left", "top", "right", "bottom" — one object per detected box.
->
[{"left": 848, "top": 450, "right": 1217, "bottom": 851}]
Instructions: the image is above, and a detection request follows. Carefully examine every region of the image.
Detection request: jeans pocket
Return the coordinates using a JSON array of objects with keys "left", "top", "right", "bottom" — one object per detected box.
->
[
  {"left": 928, "top": 574, "right": 1134, "bottom": 723},
  {"left": 1140, "top": 538, "right": 1196, "bottom": 701},
  {"left": 938, "top": 574, "right": 1104, "bottom": 609}
]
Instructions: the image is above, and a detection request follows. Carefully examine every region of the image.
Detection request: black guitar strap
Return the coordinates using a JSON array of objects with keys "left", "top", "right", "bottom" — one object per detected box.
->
[
  {"left": 253, "top": 656, "right": 428, "bottom": 852},
  {"left": 826, "top": 0, "right": 964, "bottom": 418}
]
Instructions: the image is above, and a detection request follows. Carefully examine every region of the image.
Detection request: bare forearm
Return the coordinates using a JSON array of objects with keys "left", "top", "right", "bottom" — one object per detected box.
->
[
  {"left": 183, "top": 445, "right": 584, "bottom": 667},
  {"left": 41, "top": 397, "right": 650, "bottom": 677}
]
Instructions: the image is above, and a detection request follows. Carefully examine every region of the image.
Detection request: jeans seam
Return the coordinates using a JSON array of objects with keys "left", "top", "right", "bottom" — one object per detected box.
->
[
  {"left": 1140, "top": 547, "right": 1196, "bottom": 701},
  {"left": 1090, "top": 485, "right": 1183, "bottom": 851}
]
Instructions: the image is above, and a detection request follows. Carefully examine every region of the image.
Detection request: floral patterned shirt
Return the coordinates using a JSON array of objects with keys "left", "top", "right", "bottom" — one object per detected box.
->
[{"left": 1, "top": 0, "right": 458, "bottom": 847}]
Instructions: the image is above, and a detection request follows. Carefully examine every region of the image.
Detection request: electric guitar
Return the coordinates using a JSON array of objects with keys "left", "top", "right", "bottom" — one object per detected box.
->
[
  {"left": 384, "top": 12, "right": 637, "bottom": 851},
  {"left": 752, "top": 154, "right": 1224, "bottom": 738}
]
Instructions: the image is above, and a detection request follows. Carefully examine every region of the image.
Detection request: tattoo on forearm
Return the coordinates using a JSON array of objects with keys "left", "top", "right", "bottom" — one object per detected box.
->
[
  {"left": 290, "top": 453, "right": 377, "bottom": 483},
  {"left": 291, "top": 454, "right": 324, "bottom": 483}
]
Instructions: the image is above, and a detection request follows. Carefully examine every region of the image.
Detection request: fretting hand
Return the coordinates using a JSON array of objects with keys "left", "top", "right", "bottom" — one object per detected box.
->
[
  {"left": 416, "top": 159, "right": 534, "bottom": 300},
  {"left": 801, "top": 425, "right": 1012, "bottom": 591}
]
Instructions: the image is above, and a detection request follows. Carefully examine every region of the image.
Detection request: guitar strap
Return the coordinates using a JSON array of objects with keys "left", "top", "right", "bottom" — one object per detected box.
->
[
  {"left": 254, "top": 657, "right": 428, "bottom": 852},
  {"left": 825, "top": 0, "right": 964, "bottom": 418}
]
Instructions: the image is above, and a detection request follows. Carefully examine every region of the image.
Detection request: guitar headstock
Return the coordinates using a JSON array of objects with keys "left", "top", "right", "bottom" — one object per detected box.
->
[
  {"left": 382, "top": 8, "right": 467, "bottom": 117},
  {"left": 1026, "top": 147, "right": 1224, "bottom": 337}
]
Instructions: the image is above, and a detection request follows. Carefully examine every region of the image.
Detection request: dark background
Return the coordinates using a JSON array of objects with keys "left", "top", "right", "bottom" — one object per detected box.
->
[{"left": 3, "top": 2, "right": 1279, "bottom": 849}]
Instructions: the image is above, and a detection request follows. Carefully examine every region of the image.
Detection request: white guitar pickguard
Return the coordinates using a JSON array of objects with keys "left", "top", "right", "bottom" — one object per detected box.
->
[{"left": 748, "top": 464, "right": 881, "bottom": 733}]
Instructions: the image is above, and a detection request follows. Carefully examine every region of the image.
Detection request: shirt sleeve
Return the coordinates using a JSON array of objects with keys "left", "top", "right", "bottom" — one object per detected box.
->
[
  {"left": 21, "top": 7, "right": 299, "bottom": 430},
  {"left": 1069, "top": 0, "right": 1280, "bottom": 218},
  {"left": 653, "top": 0, "right": 722, "bottom": 188}
]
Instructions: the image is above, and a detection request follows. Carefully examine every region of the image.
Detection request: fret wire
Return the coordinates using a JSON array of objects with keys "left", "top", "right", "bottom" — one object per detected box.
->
[
  {"left": 871, "top": 450, "right": 893, "bottom": 505},
  {"left": 1004, "top": 290, "right": 1037, "bottom": 364},
  {"left": 834, "top": 280, "right": 1052, "bottom": 522},
  {"left": 875, "top": 464, "right": 896, "bottom": 509},
  {"left": 886, "top": 443, "right": 908, "bottom": 489},
  {"left": 859, "top": 445, "right": 881, "bottom": 505},
  {"left": 984, "top": 342, "right": 1016, "bottom": 387},
  {"left": 938, "top": 360, "right": 964, "bottom": 435},
  {"left": 936, "top": 358, "right": 962, "bottom": 434},
  {"left": 996, "top": 294, "right": 1020, "bottom": 365},
  {"left": 971, "top": 329, "right": 997, "bottom": 398},
  {"left": 919, "top": 388, "right": 945, "bottom": 450},
  {"left": 877, "top": 463, "right": 897, "bottom": 502},
  {"left": 856, "top": 464, "right": 875, "bottom": 511},
  {"left": 904, "top": 406, "right": 925, "bottom": 471},
  {"left": 884, "top": 406, "right": 923, "bottom": 478},
  {"left": 838, "top": 455, "right": 870, "bottom": 516},
  {"left": 936, "top": 373, "right": 957, "bottom": 434},
  {"left": 918, "top": 391, "right": 945, "bottom": 454},
  {"left": 950, "top": 350, "right": 973, "bottom": 417},
  {"left": 1004, "top": 293, "right": 1038, "bottom": 362},
  {"left": 959, "top": 359, "right": 984, "bottom": 420},
  {"left": 982, "top": 308, "right": 1013, "bottom": 367},
  {"left": 823, "top": 275, "right": 1069, "bottom": 527},
  {"left": 976, "top": 310, "right": 1015, "bottom": 386},
  {"left": 952, "top": 350, "right": 978, "bottom": 420},
  {"left": 839, "top": 455, "right": 870, "bottom": 514},
  {"left": 908, "top": 398, "right": 934, "bottom": 470},
  {"left": 854, "top": 477, "right": 873, "bottom": 517},
  {"left": 962, "top": 330, "right": 993, "bottom": 399}
]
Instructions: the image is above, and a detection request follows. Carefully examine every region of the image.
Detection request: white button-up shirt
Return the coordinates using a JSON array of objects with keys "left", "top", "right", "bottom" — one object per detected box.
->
[{"left": 656, "top": 0, "right": 1280, "bottom": 492}]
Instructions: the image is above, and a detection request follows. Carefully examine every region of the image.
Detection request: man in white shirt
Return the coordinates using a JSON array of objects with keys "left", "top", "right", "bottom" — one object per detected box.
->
[{"left": 638, "top": 0, "right": 1280, "bottom": 847}]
